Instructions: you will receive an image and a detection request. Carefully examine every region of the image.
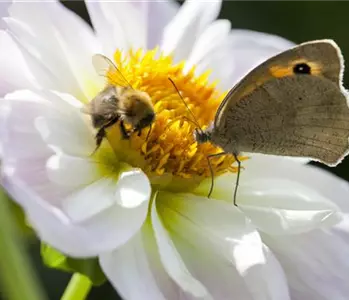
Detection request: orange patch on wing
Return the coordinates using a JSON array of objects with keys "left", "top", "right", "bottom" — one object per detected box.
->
[
  {"left": 239, "top": 74, "right": 270, "bottom": 98},
  {"left": 269, "top": 59, "right": 323, "bottom": 78}
]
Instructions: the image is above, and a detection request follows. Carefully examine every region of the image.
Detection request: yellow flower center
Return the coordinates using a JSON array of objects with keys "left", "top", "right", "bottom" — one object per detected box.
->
[{"left": 96, "top": 48, "right": 242, "bottom": 192}]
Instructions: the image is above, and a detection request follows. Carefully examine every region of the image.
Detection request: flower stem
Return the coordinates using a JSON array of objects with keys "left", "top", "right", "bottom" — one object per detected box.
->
[
  {"left": 0, "top": 188, "right": 47, "bottom": 300},
  {"left": 61, "top": 273, "right": 92, "bottom": 300}
]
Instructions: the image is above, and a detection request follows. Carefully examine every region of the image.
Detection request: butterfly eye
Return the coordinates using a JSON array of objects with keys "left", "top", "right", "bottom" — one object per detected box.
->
[{"left": 293, "top": 63, "right": 311, "bottom": 74}]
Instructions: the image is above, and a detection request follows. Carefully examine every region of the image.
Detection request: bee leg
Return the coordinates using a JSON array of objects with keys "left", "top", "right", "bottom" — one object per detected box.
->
[
  {"left": 137, "top": 129, "right": 142, "bottom": 137},
  {"left": 95, "top": 128, "right": 106, "bottom": 150},
  {"left": 119, "top": 120, "right": 130, "bottom": 139}
]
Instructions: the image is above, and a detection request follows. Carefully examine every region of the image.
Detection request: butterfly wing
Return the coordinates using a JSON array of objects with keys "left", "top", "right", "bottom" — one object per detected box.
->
[{"left": 213, "top": 40, "right": 349, "bottom": 165}]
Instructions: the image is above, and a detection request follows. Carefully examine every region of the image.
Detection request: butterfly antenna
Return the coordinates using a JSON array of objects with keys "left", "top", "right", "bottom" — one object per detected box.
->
[
  {"left": 168, "top": 77, "right": 204, "bottom": 134},
  {"left": 233, "top": 153, "right": 241, "bottom": 206}
]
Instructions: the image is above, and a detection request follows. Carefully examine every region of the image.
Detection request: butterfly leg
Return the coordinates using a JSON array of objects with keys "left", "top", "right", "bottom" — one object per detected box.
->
[
  {"left": 232, "top": 153, "right": 241, "bottom": 207},
  {"left": 206, "top": 152, "right": 226, "bottom": 198},
  {"left": 206, "top": 152, "right": 241, "bottom": 206}
]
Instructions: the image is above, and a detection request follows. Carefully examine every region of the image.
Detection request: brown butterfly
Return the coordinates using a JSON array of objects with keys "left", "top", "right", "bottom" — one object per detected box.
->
[{"left": 193, "top": 40, "right": 349, "bottom": 204}]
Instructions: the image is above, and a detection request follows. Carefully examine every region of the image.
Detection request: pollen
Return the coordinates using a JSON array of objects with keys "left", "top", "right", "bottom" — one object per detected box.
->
[{"left": 98, "top": 48, "right": 243, "bottom": 191}]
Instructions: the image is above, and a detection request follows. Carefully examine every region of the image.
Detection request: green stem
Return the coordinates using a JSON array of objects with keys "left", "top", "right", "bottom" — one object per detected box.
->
[
  {"left": 0, "top": 188, "right": 47, "bottom": 300},
  {"left": 61, "top": 273, "right": 92, "bottom": 300}
]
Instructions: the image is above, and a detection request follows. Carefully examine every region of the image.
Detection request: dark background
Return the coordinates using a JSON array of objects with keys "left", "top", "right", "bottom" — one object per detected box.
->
[{"left": 7, "top": 1, "right": 349, "bottom": 299}]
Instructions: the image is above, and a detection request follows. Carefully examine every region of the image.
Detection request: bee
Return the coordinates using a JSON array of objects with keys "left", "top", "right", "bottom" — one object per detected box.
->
[{"left": 83, "top": 54, "right": 155, "bottom": 150}]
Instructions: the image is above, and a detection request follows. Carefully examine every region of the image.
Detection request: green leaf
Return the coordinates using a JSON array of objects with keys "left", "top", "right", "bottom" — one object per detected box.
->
[
  {"left": 41, "top": 243, "right": 107, "bottom": 286},
  {"left": 0, "top": 188, "right": 47, "bottom": 300},
  {"left": 7, "top": 197, "right": 35, "bottom": 238}
]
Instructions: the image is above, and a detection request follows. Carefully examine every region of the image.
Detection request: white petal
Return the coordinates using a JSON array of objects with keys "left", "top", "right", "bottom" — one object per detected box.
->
[
  {"left": 1, "top": 90, "right": 75, "bottom": 207},
  {"left": 161, "top": 0, "right": 222, "bottom": 62},
  {"left": 46, "top": 154, "right": 100, "bottom": 188},
  {"left": 115, "top": 169, "right": 152, "bottom": 209},
  {"left": 0, "top": 30, "right": 39, "bottom": 94},
  {"left": 3, "top": 169, "right": 150, "bottom": 256},
  {"left": 243, "top": 154, "right": 349, "bottom": 213},
  {"left": 184, "top": 19, "right": 231, "bottom": 73},
  {"left": 61, "top": 178, "right": 116, "bottom": 224},
  {"left": 35, "top": 115, "right": 95, "bottom": 157},
  {"left": 151, "top": 193, "right": 209, "bottom": 298},
  {"left": 34, "top": 93, "right": 95, "bottom": 156},
  {"left": 238, "top": 178, "right": 341, "bottom": 235},
  {"left": 263, "top": 226, "right": 349, "bottom": 300},
  {"left": 3, "top": 175, "right": 97, "bottom": 256},
  {"left": 2, "top": 89, "right": 91, "bottom": 159},
  {"left": 100, "top": 223, "right": 180, "bottom": 300},
  {"left": 245, "top": 153, "right": 310, "bottom": 166},
  {"left": 1, "top": 93, "right": 50, "bottom": 160},
  {"left": 0, "top": 1, "right": 10, "bottom": 29},
  {"left": 195, "top": 30, "right": 295, "bottom": 90},
  {"left": 142, "top": 0, "right": 179, "bottom": 49},
  {"left": 86, "top": 1, "right": 146, "bottom": 57},
  {"left": 157, "top": 191, "right": 290, "bottom": 300},
  {"left": 6, "top": 1, "right": 103, "bottom": 100}
]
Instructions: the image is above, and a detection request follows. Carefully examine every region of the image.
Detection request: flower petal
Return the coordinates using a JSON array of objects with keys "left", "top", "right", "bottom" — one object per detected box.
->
[
  {"left": 184, "top": 19, "right": 231, "bottom": 72},
  {"left": 1, "top": 91, "right": 74, "bottom": 207},
  {"left": 156, "top": 191, "right": 290, "bottom": 300},
  {"left": 46, "top": 154, "right": 100, "bottom": 188},
  {"left": 142, "top": 1, "right": 179, "bottom": 49},
  {"left": 262, "top": 226, "right": 349, "bottom": 300},
  {"left": 238, "top": 178, "right": 341, "bottom": 235},
  {"left": 151, "top": 193, "right": 209, "bottom": 298},
  {"left": 115, "top": 169, "right": 152, "bottom": 209},
  {"left": 61, "top": 178, "right": 114, "bottom": 224},
  {"left": 35, "top": 114, "right": 95, "bottom": 157},
  {"left": 6, "top": 1, "right": 103, "bottom": 100},
  {"left": 2, "top": 175, "right": 95, "bottom": 256},
  {"left": 161, "top": 0, "right": 222, "bottom": 62},
  {"left": 86, "top": 1, "right": 146, "bottom": 56},
  {"left": 1, "top": 91, "right": 51, "bottom": 160},
  {"left": 194, "top": 29, "right": 295, "bottom": 90},
  {"left": 100, "top": 223, "right": 180, "bottom": 300},
  {"left": 243, "top": 154, "right": 349, "bottom": 213},
  {"left": 3, "top": 168, "right": 150, "bottom": 257},
  {"left": 0, "top": 31, "right": 39, "bottom": 95},
  {"left": 0, "top": 1, "right": 10, "bottom": 29}
]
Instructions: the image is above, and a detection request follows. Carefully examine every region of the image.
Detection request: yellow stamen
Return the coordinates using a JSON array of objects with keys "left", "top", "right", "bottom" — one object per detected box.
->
[{"left": 95, "top": 48, "right": 246, "bottom": 192}]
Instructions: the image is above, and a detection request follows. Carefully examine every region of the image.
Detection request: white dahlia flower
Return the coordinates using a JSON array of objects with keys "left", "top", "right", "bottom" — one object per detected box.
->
[{"left": 1, "top": 1, "right": 349, "bottom": 299}]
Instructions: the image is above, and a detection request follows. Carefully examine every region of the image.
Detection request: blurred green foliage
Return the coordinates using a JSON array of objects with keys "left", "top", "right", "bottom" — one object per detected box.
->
[{"left": 41, "top": 244, "right": 106, "bottom": 286}]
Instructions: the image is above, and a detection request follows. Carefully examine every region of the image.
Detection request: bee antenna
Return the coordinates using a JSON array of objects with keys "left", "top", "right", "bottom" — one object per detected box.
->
[{"left": 168, "top": 77, "right": 204, "bottom": 134}]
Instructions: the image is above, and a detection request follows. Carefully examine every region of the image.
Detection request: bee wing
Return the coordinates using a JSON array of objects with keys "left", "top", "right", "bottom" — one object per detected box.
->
[{"left": 92, "top": 54, "right": 131, "bottom": 88}]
